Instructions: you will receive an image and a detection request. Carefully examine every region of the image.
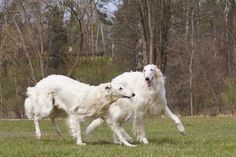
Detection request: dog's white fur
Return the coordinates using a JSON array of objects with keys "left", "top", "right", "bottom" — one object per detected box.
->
[
  {"left": 24, "top": 75, "right": 135, "bottom": 146},
  {"left": 86, "top": 64, "right": 185, "bottom": 145}
]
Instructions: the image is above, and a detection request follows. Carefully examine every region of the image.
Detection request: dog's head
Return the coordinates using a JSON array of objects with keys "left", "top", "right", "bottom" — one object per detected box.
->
[
  {"left": 104, "top": 83, "right": 135, "bottom": 101},
  {"left": 143, "top": 64, "right": 161, "bottom": 87}
]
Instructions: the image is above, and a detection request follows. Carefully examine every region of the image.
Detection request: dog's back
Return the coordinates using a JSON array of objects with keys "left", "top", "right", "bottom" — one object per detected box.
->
[{"left": 24, "top": 75, "right": 94, "bottom": 120}]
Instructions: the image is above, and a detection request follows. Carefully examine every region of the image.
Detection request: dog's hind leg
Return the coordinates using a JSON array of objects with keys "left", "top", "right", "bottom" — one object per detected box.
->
[
  {"left": 50, "top": 117, "right": 61, "bottom": 136},
  {"left": 85, "top": 118, "right": 104, "bottom": 135},
  {"left": 111, "top": 125, "right": 135, "bottom": 147},
  {"left": 107, "top": 119, "right": 135, "bottom": 147},
  {"left": 34, "top": 116, "right": 41, "bottom": 139},
  {"left": 112, "top": 133, "right": 121, "bottom": 144},
  {"left": 49, "top": 107, "right": 63, "bottom": 136},
  {"left": 120, "top": 127, "right": 133, "bottom": 143},
  {"left": 163, "top": 106, "right": 185, "bottom": 135},
  {"left": 112, "top": 126, "right": 133, "bottom": 144}
]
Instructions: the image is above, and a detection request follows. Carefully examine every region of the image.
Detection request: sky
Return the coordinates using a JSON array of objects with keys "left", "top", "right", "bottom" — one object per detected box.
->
[
  {"left": 0, "top": 0, "right": 123, "bottom": 24},
  {"left": 95, "top": 0, "right": 123, "bottom": 24}
]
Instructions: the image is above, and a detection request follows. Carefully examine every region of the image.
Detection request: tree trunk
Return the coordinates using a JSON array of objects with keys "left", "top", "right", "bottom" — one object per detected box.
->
[
  {"left": 12, "top": 15, "right": 37, "bottom": 83},
  {"left": 146, "top": 0, "right": 153, "bottom": 64},
  {"left": 224, "top": 0, "right": 234, "bottom": 76},
  {"left": 224, "top": 0, "right": 231, "bottom": 75},
  {"left": 20, "top": 0, "right": 45, "bottom": 78},
  {"left": 0, "top": 12, "right": 7, "bottom": 118},
  {"left": 159, "top": 0, "right": 170, "bottom": 73},
  {"left": 136, "top": 0, "right": 148, "bottom": 64},
  {"left": 100, "top": 22, "right": 105, "bottom": 54},
  {"left": 139, "top": 21, "right": 148, "bottom": 65},
  {"left": 185, "top": 0, "right": 190, "bottom": 40},
  {"left": 189, "top": 1, "right": 195, "bottom": 117},
  {"left": 14, "top": 77, "right": 24, "bottom": 119},
  {"left": 0, "top": 82, "right": 2, "bottom": 114},
  {"left": 95, "top": 24, "right": 99, "bottom": 52},
  {"left": 67, "top": 33, "right": 83, "bottom": 76},
  {"left": 91, "top": 12, "right": 94, "bottom": 57}
]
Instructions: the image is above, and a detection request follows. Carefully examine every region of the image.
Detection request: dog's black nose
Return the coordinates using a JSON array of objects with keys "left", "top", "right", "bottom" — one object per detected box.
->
[
  {"left": 132, "top": 93, "right": 135, "bottom": 97},
  {"left": 145, "top": 77, "right": 150, "bottom": 81}
]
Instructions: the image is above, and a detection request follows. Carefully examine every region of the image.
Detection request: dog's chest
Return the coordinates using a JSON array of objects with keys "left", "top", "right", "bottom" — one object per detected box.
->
[{"left": 137, "top": 91, "right": 160, "bottom": 108}]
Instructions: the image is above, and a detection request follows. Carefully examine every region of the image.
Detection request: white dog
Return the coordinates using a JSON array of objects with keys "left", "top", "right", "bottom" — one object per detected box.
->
[
  {"left": 24, "top": 75, "right": 135, "bottom": 146},
  {"left": 86, "top": 64, "right": 185, "bottom": 145}
]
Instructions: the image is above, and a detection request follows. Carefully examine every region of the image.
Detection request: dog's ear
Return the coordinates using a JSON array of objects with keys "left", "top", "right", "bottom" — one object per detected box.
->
[
  {"left": 105, "top": 84, "right": 112, "bottom": 90},
  {"left": 154, "top": 66, "right": 161, "bottom": 78}
]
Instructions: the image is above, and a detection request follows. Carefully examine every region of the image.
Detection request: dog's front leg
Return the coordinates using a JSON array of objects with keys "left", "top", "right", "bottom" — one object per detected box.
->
[
  {"left": 163, "top": 106, "right": 185, "bottom": 135},
  {"left": 133, "top": 111, "right": 148, "bottom": 144},
  {"left": 67, "top": 114, "right": 85, "bottom": 145}
]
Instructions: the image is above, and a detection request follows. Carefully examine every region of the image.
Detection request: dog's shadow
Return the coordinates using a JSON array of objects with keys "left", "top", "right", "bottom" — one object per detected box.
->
[
  {"left": 38, "top": 137, "right": 114, "bottom": 146},
  {"left": 149, "top": 137, "right": 179, "bottom": 145},
  {"left": 35, "top": 138, "right": 73, "bottom": 145},
  {"left": 148, "top": 137, "right": 193, "bottom": 146},
  {"left": 86, "top": 141, "right": 114, "bottom": 146},
  {"left": 34, "top": 134, "right": 191, "bottom": 146}
]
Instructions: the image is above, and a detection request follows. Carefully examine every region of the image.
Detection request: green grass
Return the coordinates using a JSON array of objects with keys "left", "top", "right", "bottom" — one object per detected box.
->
[{"left": 1, "top": 117, "right": 236, "bottom": 157}]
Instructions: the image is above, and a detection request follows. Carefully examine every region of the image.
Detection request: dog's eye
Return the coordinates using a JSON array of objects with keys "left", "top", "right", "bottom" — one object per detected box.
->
[
  {"left": 150, "top": 69, "right": 153, "bottom": 71},
  {"left": 119, "top": 87, "right": 123, "bottom": 90}
]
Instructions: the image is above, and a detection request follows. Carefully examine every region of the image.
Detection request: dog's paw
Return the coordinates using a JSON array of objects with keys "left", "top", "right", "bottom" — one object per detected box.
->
[
  {"left": 126, "top": 139, "right": 134, "bottom": 143},
  {"left": 76, "top": 142, "right": 86, "bottom": 146},
  {"left": 35, "top": 133, "right": 41, "bottom": 140},
  {"left": 139, "top": 138, "right": 148, "bottom": 144},
  {"left": 177, "top": 123, "right": 185, "bottom": 134},
  {"left": 113, "top": 141, "right": 122, "bottom": 145},
  {"left": 181, "top": 131, "right": 186, "bottom": 136},
  {"left": 128, "top": 144, "right": 136, "bottom": 147},
  {"left": 125, "top": 143, "right": 136, "bottom": 147}
]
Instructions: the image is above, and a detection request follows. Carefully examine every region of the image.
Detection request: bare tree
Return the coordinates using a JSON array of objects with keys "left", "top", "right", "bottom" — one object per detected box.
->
[
  {"left": 18, "top": 0, "right": 46, "bottom": 78},
  {"left": 7, "top": 4, "right": 37, "bottom": 83},
  {"left": 159, "top": 0, "right": 171, "bottom": 73},
  {"left": 189, "top": 0, "right": 195, "bottom": 116},
  {"left": 59, "top": 0, "right": 97, "bottom": 76}
]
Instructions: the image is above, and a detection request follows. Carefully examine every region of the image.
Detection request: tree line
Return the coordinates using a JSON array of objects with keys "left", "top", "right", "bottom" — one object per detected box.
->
[{"left": 0, "top": 0, "right": 235, "bottom": 118}]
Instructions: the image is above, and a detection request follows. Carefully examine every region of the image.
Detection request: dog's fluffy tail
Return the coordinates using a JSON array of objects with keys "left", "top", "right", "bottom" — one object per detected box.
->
[
  {"left": 24, "top": 87, "right": 37, "bottom": 119},
  {"left": 85, "top": 118, "right": 104, "bottom": 135},
  {"left": 24, "top": 87, "right": 55, "bottom": 119}
]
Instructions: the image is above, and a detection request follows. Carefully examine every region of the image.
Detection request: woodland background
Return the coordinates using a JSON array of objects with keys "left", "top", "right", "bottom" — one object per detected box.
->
[{"left": 0, "top": 0, "right": 235, "bottom": 118}]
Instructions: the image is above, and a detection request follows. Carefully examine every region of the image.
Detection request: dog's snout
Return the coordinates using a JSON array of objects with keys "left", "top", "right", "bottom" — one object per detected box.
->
[
  {"left": 132, "top": 93, "right": 135, "bottom": 97},
  {"left": 145, "top": 77, "right": 150, "bottom": 81}
]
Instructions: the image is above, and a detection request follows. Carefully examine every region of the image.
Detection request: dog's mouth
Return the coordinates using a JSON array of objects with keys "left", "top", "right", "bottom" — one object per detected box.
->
[
  {"left": 122, "top": 93, "right": 135, "bottom": 98},
  {"left": 122, "top": 95, "right": 132, "bottom": 98},
  {"left": 146, "top": 79, "right": 153, "bottom": 87}
]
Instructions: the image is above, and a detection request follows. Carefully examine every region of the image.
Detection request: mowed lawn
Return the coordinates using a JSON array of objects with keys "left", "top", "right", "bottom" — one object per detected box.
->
[{"left": 1, "top": 117, "right": 236, "bottom": 157}]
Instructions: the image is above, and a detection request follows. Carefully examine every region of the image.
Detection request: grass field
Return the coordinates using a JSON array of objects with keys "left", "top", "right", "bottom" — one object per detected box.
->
[{"left": 0, "top": 117, "right": 236, "bottom": 157}]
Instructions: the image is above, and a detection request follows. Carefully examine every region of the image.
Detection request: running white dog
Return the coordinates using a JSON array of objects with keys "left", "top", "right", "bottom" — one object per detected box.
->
[
  {"left": 86, "top": 64, "right": 185, "bottom": 145},
  {"left": 24, "top": 75, "right": 135, "bottom": 146}
]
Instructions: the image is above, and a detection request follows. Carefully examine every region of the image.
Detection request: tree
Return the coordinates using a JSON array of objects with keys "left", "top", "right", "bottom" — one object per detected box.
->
[{"left": 47, "top": 5, "right": 68, "bottom": 72}]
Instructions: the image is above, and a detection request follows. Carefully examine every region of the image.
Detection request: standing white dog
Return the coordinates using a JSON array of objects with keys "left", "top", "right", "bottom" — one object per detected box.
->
[
  {"left": 86, "top": 64, "right": 185, "bottom": 144},
  {"left": 24, "top": 75, "right": 135, "bottom": 146}
]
